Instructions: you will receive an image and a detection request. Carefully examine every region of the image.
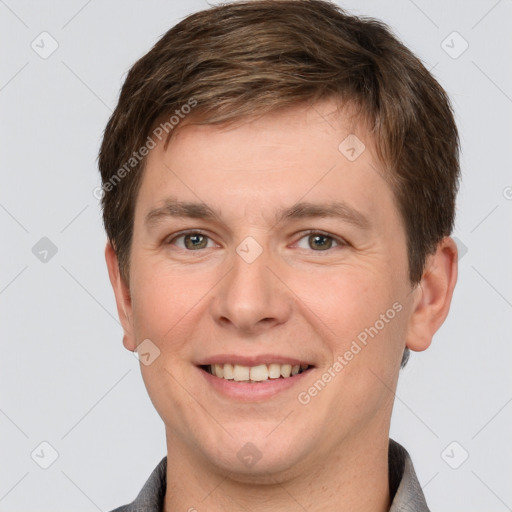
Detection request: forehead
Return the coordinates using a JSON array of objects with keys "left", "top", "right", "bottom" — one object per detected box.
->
[
  {"left": 162, "top": 101, "right": 370, "bottom": 171},
  {"left": 135, "top": 100, "right": 398, "bottom": 229}
]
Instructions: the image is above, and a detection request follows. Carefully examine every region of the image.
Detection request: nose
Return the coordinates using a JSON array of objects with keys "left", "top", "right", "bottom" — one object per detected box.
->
[{"left": 210, "top": 247, "right": 292, "bottom": 335}]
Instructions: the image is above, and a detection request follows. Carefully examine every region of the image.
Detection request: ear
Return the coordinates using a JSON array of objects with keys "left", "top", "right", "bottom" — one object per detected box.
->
[
  {"left": 105, "top": 242, "right": 136, "bottom": 352},
  {"left": 405, "top": 237, "right": 458, "bottom": 352}
]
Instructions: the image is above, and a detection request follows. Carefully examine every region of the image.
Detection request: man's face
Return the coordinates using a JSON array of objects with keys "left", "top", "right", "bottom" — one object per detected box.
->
[{"left": 120, "top": 101, "right": 417, "bottom": 477}]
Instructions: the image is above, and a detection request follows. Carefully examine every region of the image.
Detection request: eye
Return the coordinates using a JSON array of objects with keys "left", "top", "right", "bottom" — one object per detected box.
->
[
  {"left": 169, "top": 231, "right": 216, "bottom": 250},
  {"left": 295, "top": 231, "right": 344, "bottom": 251}
]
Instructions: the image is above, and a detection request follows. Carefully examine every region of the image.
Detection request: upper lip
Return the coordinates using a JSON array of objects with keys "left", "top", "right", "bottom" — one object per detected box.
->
[{"left": 197, "top": 354, "right": 314, "bottom": 367}]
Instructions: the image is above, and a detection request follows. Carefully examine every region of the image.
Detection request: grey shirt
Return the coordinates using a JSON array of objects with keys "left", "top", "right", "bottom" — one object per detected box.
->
[{"left": 110, "top": 439, "right": 429, "bottom": 512}]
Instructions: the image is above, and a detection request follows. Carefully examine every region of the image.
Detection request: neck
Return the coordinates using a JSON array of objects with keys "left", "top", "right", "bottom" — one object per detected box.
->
[{"left": 163, "top": 430, "right": 391, "bottom": 512}]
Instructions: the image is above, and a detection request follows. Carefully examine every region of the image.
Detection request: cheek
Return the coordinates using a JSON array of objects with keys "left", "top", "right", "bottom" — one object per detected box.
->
[
  {"left": 129, "top": 260, "right": 207, "bottom": 349},
  {"left": 301, "top": 271, "right": 408, "bottom": 428},
  {"left": 289, "top": 263, "right": 403, "bottom": 350},
  {"left": 290, "top": 262, "right": 409, "bottom": 425}
]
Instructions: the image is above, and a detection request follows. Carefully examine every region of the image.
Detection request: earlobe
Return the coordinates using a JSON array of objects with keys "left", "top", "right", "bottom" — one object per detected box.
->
[
  {"left": 105, "top": 242, "right": 137, "bottom": 352},
  {"left": 405, "top": 237, "right": 458, "bottom": 352}
]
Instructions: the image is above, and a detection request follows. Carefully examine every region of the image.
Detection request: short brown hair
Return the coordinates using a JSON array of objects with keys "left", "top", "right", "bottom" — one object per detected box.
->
[{"left": 99, "top": 0, "right": 460, "bottom": 288}]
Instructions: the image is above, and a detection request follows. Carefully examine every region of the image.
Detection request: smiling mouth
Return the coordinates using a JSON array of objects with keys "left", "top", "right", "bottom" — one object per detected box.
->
[{"left": 200, "top": 363, "right": 312, "bottom": 383}]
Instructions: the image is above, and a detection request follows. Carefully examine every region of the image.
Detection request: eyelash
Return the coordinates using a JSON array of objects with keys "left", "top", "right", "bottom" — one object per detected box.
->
[{"left": 166, "top": 230, "right": 347, "bottom": 252}]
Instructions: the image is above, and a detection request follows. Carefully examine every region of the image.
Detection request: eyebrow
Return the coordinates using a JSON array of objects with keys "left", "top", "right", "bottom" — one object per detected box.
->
[
  {"left": 276, "top": 201, "right": 370, "bottom": 229},
  {"left": 144, "top": 198, "right": 371, "bottom": 230},
  {"left": 145, "top": 198, "right": 217, "bottom": 228}
]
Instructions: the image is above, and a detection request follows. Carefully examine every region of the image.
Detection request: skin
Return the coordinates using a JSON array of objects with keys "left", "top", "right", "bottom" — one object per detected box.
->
[{"left": 106, "top": 100, "right": 458, "bottom": 512}]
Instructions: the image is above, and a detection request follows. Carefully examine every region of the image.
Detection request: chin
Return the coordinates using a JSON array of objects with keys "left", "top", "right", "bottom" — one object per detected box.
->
[{"left": 196, "top": 426, "right": 314, "bottom": 480}]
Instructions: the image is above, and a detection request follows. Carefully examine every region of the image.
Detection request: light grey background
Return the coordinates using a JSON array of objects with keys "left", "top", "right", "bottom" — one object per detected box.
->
[{"left": 1, "top": 0, "right": 511, "bottom": 510}]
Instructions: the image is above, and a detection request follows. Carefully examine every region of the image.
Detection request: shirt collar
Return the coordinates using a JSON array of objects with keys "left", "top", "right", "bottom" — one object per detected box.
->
[{"left": 389, "top": 439, "right": 430, "bottom": 511}]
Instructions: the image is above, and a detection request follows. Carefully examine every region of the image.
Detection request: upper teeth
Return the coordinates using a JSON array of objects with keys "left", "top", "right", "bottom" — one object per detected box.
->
[{"left": 208, "top": 363, "right": 309, "bottom": 382}]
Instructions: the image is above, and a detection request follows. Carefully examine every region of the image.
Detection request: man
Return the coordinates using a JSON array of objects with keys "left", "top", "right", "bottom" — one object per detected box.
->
[{"left": 99, "top": 1, "right": 459, "bottom": 510}]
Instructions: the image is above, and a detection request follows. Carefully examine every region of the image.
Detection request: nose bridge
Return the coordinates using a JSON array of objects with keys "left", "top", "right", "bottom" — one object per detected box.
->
[{"left": 212, "top": 242, "right": 291, "bottom": 332}]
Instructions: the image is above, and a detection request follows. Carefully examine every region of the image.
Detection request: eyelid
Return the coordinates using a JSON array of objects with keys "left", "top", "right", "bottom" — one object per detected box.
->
[
  {"left": 292, "top": 229, "right": 348, "bottom": 249},
  {"left": 166, "top": 229, "right": 219, "bottom": 248},
  {"left": 164, "top": 229, "right": 348, "bottom": 250}
]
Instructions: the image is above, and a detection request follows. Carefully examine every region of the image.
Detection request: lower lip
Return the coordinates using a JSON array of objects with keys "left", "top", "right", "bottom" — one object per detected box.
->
[{"left": 198, "top": 367, "right": 313, "bottom": 401}]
